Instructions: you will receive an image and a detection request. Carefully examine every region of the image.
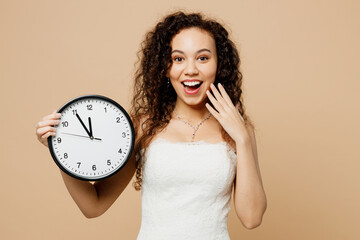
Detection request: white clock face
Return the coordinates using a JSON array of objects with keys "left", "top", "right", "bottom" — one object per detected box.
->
[{"left": 49, "top": 95, "right": 134, "bottom": 181}]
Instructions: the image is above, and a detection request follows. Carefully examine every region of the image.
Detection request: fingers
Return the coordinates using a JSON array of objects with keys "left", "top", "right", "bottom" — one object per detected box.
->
[
  {"left": 36, "top": 110, "right": 61, "bottom": 148},
  {"left": 39, "top": 131, "right": 56, "bottom": 147},
  {"left": 206, "top": 90, "right": 222, "bottom": 113},
  {"left": 207, "top": 83, "right": 245, "bottom": 126},
  {"left": 208, "top": 83, "right": 236, "bottom": 115},
  {"left": 205, "top": 103, "right": 220, "bottom": 120},
  {"left": 209, "top": 83, "right": 227, "bottom": 111},
  {"left": 42, "top": 110, "right": 61, "bottom": 121},
  {"left": 217, "top": 83, "right": 235, "bottom": 108},
  {"left": 36, "top": 125, "right": 57, "bottom": 138},
  {"left": 36, "top": 125, "right": 57, "bottom": 146},
  {"left": 37, "top": 119, "right": 60, "bottom": 128}
]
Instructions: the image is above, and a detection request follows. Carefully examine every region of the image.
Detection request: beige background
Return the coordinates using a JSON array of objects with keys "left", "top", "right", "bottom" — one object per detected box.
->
[{"left": 1, "top": 0, "right": 359, "bottom": 239}]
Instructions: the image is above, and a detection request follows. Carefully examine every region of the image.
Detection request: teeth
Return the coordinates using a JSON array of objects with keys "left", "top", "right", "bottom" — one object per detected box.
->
[{"left": 183, "top": 81, "right": 201, "bottom": 86}]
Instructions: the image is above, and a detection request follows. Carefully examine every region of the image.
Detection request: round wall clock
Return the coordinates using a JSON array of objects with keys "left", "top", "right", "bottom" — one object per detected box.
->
[{"left": 48, "top": 95, "right": 135, "bottom": 181}]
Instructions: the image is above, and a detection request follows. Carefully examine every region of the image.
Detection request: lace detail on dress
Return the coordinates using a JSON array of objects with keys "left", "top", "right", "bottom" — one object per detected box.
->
[
  {"left": 139, "top": 138, "right": 236, "bottom": 165},
  {"left": 137, "top": 138, "right": 237, "bottom": 240}
]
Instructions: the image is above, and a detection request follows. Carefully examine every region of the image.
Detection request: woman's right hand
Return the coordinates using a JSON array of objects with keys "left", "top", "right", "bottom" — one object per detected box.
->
[
  {"left": 36, "top": 110, "right": 61, "bottom": 148},
  {"left": 34, "top": 109, "right": 139, "bottom": 218}
]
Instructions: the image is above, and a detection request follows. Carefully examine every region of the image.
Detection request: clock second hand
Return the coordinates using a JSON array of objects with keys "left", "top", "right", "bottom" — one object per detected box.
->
[{"left": 61, "top": 132, "right": 102, "bottom": 141}]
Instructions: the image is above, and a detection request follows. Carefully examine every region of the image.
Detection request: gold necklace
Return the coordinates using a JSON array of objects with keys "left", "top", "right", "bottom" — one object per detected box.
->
[{"left": 173, "top": 110, "right": 212, "bottom": 142}]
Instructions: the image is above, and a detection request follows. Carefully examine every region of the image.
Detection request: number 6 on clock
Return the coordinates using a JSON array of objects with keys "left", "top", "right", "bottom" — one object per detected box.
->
[{"left": 48, "top": 95, "right": 135, "bottom": 181}]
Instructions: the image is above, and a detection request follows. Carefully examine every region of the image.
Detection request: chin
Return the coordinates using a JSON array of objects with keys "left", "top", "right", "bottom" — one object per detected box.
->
[{"left": 182, "top": 95, "right": 208, "bottom": 107}]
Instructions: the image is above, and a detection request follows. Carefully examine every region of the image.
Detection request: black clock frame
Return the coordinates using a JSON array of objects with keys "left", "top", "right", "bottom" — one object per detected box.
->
[{"left": 48, "top": 94, "right": 135, "bottom": 181}]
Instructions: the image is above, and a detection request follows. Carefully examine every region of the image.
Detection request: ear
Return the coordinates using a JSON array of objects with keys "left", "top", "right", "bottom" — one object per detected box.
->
[{"left": 166, "top": 60, "right": 173, "bottom": 78}]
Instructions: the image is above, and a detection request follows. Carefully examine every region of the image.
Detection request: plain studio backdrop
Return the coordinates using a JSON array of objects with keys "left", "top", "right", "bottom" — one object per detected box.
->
[{"left": 1, "top": 0, "right": 359, "bottom": 239}]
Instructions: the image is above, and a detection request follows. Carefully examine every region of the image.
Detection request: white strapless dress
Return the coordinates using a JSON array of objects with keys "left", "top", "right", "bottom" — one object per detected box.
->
[{"left": 136, "top": 138, "right": 237, "bottom": 240}]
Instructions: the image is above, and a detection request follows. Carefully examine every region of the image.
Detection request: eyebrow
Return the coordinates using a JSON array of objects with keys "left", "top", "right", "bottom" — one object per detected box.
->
[{"left": 171, "top": 48, "right": 212, "bottom": 54}]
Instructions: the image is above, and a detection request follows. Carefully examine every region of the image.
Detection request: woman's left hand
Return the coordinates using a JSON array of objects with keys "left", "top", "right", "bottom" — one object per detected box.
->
[{"left": 205, "top": 83, "right": 250, "bottom": 145}]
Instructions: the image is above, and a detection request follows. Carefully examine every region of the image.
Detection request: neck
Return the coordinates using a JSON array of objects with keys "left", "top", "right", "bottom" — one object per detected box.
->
[{"left": 173, "top": 99, "right": 211, "bottom": 123}]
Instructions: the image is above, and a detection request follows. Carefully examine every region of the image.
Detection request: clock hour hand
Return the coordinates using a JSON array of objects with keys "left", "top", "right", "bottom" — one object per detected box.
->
[
  {"left": 88, "top": 117, "right": 93, "bottom": 137},
  {"left": 62, "top": 132, "right": 101, "bottom": 141},
  {"left": 76, "top": 113, "right": 92, "bottom": 138}
]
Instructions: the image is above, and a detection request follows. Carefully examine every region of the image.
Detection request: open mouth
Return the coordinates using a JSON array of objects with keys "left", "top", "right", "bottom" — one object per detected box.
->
[{"left": 181, "top": 81, "right": 203, "bottom": 92}]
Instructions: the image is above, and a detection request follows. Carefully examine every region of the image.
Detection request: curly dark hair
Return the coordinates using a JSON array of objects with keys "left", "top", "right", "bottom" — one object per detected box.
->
[{"left": 129, "top": 11, "right": 254, "bottom": 191}]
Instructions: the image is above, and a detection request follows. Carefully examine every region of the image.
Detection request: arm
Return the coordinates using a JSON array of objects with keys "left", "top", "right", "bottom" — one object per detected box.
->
[
  {"left": 59, "top": 153, "right": 136, "bottom": 218},
  {"left": 205, "top": 83, "right": 266, "bottom": 229},
  {"left": 60, "top": 114, "right": 145, "bottom": 218},
  {"left": 36, "top": 110, "right": 140, "bottom": 218},
  {"left": 233, "top": 125, "right": 267, "bottom": 229}
]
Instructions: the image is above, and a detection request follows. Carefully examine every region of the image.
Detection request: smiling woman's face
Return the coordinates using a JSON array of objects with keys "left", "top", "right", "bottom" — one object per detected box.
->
[{"left": 168, "top": 27, "right": 217, "bottom": 108}]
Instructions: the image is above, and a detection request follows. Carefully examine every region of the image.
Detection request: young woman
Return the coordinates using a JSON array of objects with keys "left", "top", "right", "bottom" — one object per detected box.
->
[{"left": 36, "top": 11, "right": 267, "bottom": 239}]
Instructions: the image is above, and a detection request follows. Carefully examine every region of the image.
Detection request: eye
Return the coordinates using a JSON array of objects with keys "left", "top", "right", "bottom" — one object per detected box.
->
[
  {"left": 173, "top": 56, "right": 184, "bottom": 62},
  {"left": 198, "top": 56, "right": 209, "bottom": 61}
]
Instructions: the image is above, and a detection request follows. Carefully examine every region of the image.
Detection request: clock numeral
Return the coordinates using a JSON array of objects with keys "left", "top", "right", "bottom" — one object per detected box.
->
[
  {"left": 122, "top": 132, "right": 126, "bottom": 138},
  {"left": 57, "top": 137, "right": 62, "bottom": 143},
  {"left": 87, "top": 104, "right": 93, "bottom": 110},
  {"left": 107, "top": 160, "right": 111, "bottom": 166},
  {"left": 62, "top": 121, "right": 69, "bottom": 127},
  {"left": 104, "top": 107, "right": 107, "bottom": 113},
  {"left": 64, "top": 153, "right": 68, "bottom": 159},
  {"left": 72, "top": 109, "right": 77, "bottom": 115},
  {"left": 92, "top": 165, "right": 96, "bottom": 171},
  {"left": 118, "top": 148, "right": 122, "bottom": 154},
  {"left": 116, "top": 117, "right": 120, "bottom": 123},
  {"left": 77, "top": 162, "right": 81, "bottom": 168}
]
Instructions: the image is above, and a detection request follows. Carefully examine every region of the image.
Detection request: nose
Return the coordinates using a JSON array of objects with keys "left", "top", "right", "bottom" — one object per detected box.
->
[{"left": 184, "top": 60, "right": 199, "bottom": 76}]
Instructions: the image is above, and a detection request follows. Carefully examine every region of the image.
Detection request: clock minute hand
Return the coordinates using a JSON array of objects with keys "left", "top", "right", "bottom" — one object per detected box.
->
[{"left": 76, "top": 113, "right": 92, "bottom": 138}]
